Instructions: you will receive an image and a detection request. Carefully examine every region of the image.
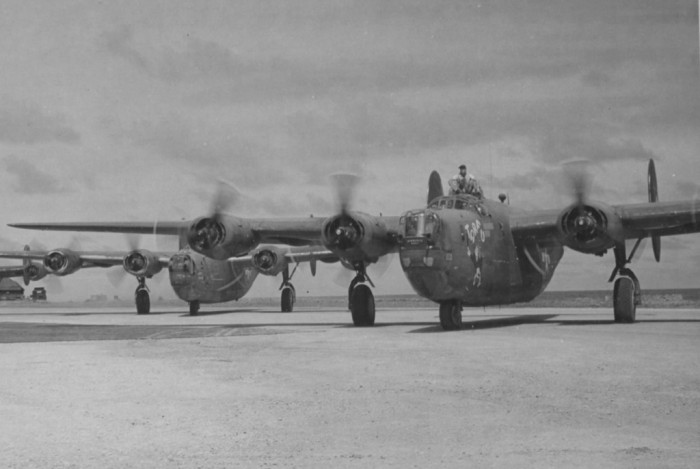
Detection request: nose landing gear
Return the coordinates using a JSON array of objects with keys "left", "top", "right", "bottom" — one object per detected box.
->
[
  {"left": 348, "top": 263, "right": 375, "bottom": 326},
  {"left": 135, "top": 276, "right": 150, "bottom": 315},
  {"left": 439, "top": 300, "right": 463, "bottom": 330},
  {"left": 610, "top": 243, "right": 642, "bottom": 323},
  {"left": 280, "top": 264, "right": 297, "bottom": 312}
]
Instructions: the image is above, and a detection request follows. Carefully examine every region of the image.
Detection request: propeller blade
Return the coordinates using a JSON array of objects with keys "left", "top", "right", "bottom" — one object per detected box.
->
[
  {"left": 43, "top": 275, "right": 64, "bottom": 295},
  {"left": 210, "top": 179, "right": 241, "bottom": 222},
  {"left": 562, "top": 160, "right": 592, "bottom": 208},
  {"left": 125, "top": 233, "right": 141, "bottom": 252},
  {"left": 330, "top": 173, "right": 360, "bottom": 215},
  {"left": 106, "top": 267, "right": 127, "bottom": 288}
]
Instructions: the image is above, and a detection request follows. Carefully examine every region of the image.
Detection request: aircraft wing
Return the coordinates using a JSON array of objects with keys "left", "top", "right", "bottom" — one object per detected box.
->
[
  {"left": 227, "top": 245, "right": 338, "bottom": 269},
  {"left": 7, "top": 221, "right": 187, "bottom": 236},
  {"left": 0, "top": 250, "right": 172, "bottom": 269},
  {"left": 0, "top": 265, "right": 28, "bottom": 277},
  {"left": 248, "top": 218, "right": 329, "bottom": 245},
  {"left": 614, "top": 200, "right": 700, "bottom": 238},
  {"left": 510, "top": 201, "right": 700, "bottom": 241},
  {"left": 8, "top": 218, "right": 327, "bottom": 245}
]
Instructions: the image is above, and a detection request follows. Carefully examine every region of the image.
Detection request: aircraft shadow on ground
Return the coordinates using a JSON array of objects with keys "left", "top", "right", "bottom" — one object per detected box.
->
[
  {"left": 410, "top": 314, "right": 700, "bottom": 333},
  {"left": 409, "top": 314, "right": 559, "bottom": 333}
]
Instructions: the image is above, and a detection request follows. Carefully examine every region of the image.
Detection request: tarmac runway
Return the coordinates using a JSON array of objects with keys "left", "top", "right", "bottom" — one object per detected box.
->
[{"left": 1, "top": 304, "right": 698, "bottom": 468}]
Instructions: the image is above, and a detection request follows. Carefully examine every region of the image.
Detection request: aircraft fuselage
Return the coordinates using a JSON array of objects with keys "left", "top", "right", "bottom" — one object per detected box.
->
[
  {"left": 168, "top": 247, "right": 258, "bottom": 304},
  {"left": 399, "top": 195, "right": 563, "bottom": 306}
]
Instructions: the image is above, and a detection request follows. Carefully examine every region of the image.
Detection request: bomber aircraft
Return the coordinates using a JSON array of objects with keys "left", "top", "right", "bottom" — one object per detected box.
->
[
  {"left": 0, "top": 245, "right": 51, "bottom": 286},
  {"left": 4, "top": 159, "right": 700, "bottom": 329},
  {"left": 0, "top": 241, "right": 336, "bottom": 315}
]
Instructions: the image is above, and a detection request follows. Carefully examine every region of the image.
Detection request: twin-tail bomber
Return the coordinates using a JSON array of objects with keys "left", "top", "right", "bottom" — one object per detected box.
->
[{"left": 5, "top": 159, "right": 700, "bottom": 330}]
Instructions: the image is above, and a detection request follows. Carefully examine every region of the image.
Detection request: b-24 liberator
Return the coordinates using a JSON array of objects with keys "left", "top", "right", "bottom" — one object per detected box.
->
[{"left": 5, "top": 159, "right": 699, "bottom": 329}]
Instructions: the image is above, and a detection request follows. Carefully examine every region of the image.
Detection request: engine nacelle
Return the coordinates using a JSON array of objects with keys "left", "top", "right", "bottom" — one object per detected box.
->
[
  {"left": 43, "top": 249, "right": 82, "bottom": 276},
  {"left": 123, "top": 250, "right": 163, "bottom": 278},
  {"left": 250, "top": 246, "right": 287, "bottom": 276},
  {"left": 322, "top": 211, "right": 394, "bottom": 264},
  {"left": 557, "top": 201, "right": 624, "bottom": 255},
  {"left": 22, "top": 263, "right": 48, "bottom": 285},
  {"left": 187, "top": 215, "right": 258, "bottom": 260}
]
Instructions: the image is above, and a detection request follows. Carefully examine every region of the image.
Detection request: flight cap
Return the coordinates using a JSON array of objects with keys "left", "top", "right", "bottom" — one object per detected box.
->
[{"left": 458, "top": 164, "right": 466, "bottom": 170}]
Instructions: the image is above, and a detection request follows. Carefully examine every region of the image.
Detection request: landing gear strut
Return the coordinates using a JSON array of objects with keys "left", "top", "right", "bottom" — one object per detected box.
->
[
  {"left": 610, "top": 243, "right": 642, "bottom": 323},
  {"left": 280, "top": 264, "right": 297, "bottom": 312},
  {"left": 439, "top": 300, "right": 463, "bottom": 330},
  {"left": 135, "top": 276, "right": 150, "bottom": 315},
  {"left": 348, "top": 263, "right": 375, "bottom": 326}
]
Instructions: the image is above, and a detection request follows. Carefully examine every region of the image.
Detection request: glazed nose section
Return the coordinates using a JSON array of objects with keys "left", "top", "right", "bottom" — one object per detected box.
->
[{"left": 168, "top": 254, "right": 195, "bottom": 286}]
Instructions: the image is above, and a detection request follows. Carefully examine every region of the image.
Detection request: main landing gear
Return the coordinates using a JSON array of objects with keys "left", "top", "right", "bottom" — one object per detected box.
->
[
  {"left": 348, "top": 263, "right": 375, "bottom": 326},
  {"left": 280, "top": 264, "right": 297, "bottom": 312},
  {"left": 609, "top": 243, "right": 642, "bottom": 323},
  {"left": 439, "top": 300, "right": 463, "bottom": 331},
  {"left": 189, "top": 300, "right": 200, "bottom": 316},
  {"left": 135, "top": 276, "right": 150, "bottom": 315}
]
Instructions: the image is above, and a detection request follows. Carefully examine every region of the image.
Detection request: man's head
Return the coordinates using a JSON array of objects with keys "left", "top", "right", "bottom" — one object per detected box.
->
[{"left": 458, "top": 164, "right": 467, "bottom": 176}]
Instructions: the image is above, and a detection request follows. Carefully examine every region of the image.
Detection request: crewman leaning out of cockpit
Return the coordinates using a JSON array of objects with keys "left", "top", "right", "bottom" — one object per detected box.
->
[{"left": 448, "top": 164, "right": 483, "bottom": 198}]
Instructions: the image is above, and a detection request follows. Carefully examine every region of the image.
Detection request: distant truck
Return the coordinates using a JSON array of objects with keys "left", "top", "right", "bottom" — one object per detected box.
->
[{"left": 30, "top": 287, "right": 47, "bottom": 301}]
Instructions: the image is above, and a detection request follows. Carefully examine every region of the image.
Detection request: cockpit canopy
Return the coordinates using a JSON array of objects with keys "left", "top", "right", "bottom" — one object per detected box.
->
[
  {"left": 428, "top": 195, "right": 490, "bottom": 217},
  {"left": 429, "top": 195, "right": 477, "bottom": 211}
]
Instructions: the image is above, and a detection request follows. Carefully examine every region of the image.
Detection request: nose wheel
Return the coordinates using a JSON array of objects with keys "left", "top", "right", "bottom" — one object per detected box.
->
[
  {"left": 610, "top": 244, "right": 642, "bottom": 323},
  {"left": 613, "top": 268, "right": 640, "bottom": 323},
  {"left": 348, "top": 263, "right": 375, "bottom": 326},
  {"left": 135, "top": 277, "right": 150, "bottom": 315},
  {"left": 439, "top": 300, "right": 463, "bottom": 330},
  {"left": 279, "top": 265, "right": 297, "bottom": 312}
]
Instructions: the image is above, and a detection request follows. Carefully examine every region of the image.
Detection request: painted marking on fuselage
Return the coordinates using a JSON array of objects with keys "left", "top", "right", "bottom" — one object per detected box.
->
[{"left": 464, "top": 219, "right": 485, "bottom": 288}]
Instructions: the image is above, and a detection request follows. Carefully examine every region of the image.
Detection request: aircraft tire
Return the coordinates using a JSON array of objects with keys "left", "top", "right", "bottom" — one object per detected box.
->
[
  {"left": 281, "top": 287, "right": 294, "bottom": 312},
  {"left": 613, "top": 276, "right": 636, "bottom": 323},
  {"left": 189, "top": 300, "right": 200, "bottom": 316},
  {"left": 439, "top": 301, "right": 462, "bottom": 330},
  {"left": 350, "top": 284, "right": 375, "bottom": 326},
  {"left": 136, "top": 289, "right": 150, "bottom": 315}
]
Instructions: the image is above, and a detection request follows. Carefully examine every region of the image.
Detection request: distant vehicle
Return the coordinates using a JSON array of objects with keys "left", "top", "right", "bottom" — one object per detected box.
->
[{"left": 30, "top": 287, "right": 47, "bottom": 301}]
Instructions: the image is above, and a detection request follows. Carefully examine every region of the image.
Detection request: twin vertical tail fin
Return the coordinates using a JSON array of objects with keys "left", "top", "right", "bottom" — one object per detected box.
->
[
  {"left": 647, "top": 159, "right": 661, "bottom": 262},
  {"left": 427, "top": 171, "right": 444, "bottom": 205}
]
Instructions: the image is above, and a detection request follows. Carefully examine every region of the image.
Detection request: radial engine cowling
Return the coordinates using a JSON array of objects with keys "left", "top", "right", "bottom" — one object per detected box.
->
[
  {"left": 321, "top": 211, "right": 394, "bottom": 263},
  {"left": 43, "top": 249, "right": 82, "bottom": 276},
  {"left": 556, "top": 201, "right": 623, "bottom": 255},
  {"left": 123, "top": 250, "right": 163, "bottom": 278},
  {"left": 23, "top": 263, "right": 48, "bottom": 285},
  {"left": 187, "top": 215, "right": 258, "bottom": 260},
  {"left": 250, "top": 246, "right": 287, "bottom": 276}
]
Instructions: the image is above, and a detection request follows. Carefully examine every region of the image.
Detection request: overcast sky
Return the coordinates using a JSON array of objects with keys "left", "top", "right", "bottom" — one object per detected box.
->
[{"left": 0, "top": 1, "right": 698, "bottom": 301}]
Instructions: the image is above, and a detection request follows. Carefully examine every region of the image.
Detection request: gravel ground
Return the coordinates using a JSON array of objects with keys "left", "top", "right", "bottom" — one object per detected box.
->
[{"left": 0, "top": 305, "right": 698, "bottom": 468}]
